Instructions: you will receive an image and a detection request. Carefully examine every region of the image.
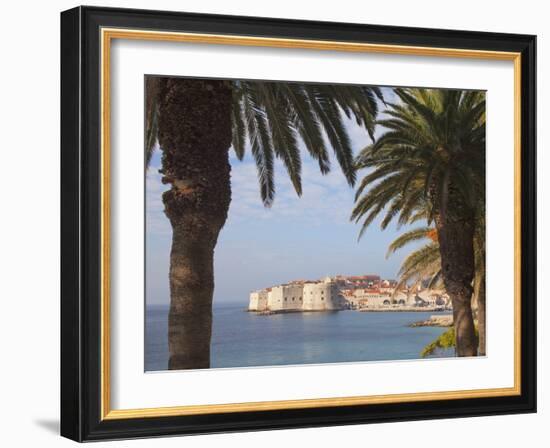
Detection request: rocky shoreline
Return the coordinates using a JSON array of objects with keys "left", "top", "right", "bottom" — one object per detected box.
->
[
  {"left": 409, "top": 314, "right": 453, "bottom": 327},
  {"left": 358, "top": 306, "right": 448, "bottom": 313}
]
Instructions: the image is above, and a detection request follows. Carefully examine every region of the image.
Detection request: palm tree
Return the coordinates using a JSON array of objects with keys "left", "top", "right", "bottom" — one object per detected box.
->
[
  {"left": 387, "top": 224, "right": 486, "bottom": 355},
  {"left": 351, "top": 88, "right": 485, "bottom": 356},
  {"left": 146, "top": 77, "right": 382, "bottom": 369}
]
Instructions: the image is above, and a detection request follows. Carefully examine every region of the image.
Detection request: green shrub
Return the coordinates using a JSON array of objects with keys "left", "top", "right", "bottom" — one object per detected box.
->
[
  {"left": 421, "top": 326, "right": 479, "bottom": 357},
  {"left": 421, "top": 328, "right": 456, "bottom": 357}
]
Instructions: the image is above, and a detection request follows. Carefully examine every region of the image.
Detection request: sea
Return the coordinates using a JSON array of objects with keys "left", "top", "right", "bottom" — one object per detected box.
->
[{"left": 145, "top": 303, "right": 452, "bottom": 371}]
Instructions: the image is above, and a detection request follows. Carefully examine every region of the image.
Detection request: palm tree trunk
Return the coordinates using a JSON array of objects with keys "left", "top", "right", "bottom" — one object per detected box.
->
[
  {"left": 476, "top": 266, "right": 486, "bottom": 356},
  {"left": 436, "top": 173, "right": 478, "bottom": 357},
  {"left": 473, "top": 224, "right": 486, "bottom": 356},
  {"left": 437, "top": 218, "right": 478, "bottom": 356},
  {"left": 156, "top": 78, "right": 233, "bottom": 369}
]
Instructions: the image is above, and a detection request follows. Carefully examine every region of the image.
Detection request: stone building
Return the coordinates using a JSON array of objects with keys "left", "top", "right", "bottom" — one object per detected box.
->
[
  {"left": 248, "top": 277, "right": 342, "bottom": 312},
  {"left": 248, "top": 290, "right": 268, "bottom": 311},
  {"left": 266, "top": 283, "right": 304, "bottom": 311},
  {"left": 248, "top": 274, "right": 450, "bottom": 312},
  {"left": 340, "top": 288, "right": 393, "bottom": 309},
  {"left": 302, "top": 278, "right": 342, "bottom": 311}
]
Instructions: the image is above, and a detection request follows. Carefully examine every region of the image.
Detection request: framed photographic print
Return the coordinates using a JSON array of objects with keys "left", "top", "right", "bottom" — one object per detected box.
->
[{"left": 60, "top": 6, "right": 536, "bottom": 442}]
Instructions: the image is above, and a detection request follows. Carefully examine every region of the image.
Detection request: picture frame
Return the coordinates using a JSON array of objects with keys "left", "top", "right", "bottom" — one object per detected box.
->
[{"left": 60, "top": 5, "right": 536, "bottom": 442}]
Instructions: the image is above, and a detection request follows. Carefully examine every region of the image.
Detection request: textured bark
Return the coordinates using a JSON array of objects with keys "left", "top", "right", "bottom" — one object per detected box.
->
[
  {"left": 156, "top": 77, "right": 232, "bottom": 370},
  {"left": 473, "top": 216, "right": 486, "bottom": 356},
  {"left": 476, "top": 264, "right": 486, "bottom": 356},
  {"left": 437, "top": 218, "right": 478, "bottom": 356},
  {"left": 436, "top": 174, "right": 478, "bottom": 357}
]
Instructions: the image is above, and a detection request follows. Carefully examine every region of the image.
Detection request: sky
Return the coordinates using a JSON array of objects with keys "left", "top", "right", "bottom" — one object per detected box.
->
[{"left": 145, "top": 87, "right": 422, "bottom": 306}]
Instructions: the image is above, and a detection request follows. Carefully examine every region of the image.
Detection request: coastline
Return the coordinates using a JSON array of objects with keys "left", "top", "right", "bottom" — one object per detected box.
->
[
  {"left": 358, "top": 307, "right": 450, "bottom": 313},
  {"left": 247, "top": 306, "right": 451, "bottom": 315},
  {"left": 409, "top": 314, "right": 453, "bottom": 327}
]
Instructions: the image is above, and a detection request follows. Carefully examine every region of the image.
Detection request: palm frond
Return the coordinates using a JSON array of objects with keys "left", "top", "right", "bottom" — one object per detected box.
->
[
  {"left": 145, "top": 77, "right": 161, "bottom": 169},
  {"left": 231, "top": 88, "right": 247, "bottom": 160},
  {"left": 241, "top": 83, "right": 275, "bottom": 206},
  {"left": 386, "top": 227, "right": 432, "bottom": 258},
  {"left": 259, "top": 83, "right": 302, "bottom": 195},
  {"left": 234, "top": 80, "right": 381, "bottom": 205}
]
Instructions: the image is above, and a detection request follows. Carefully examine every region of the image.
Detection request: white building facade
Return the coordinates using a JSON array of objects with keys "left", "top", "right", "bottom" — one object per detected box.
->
[
  {"left": 248, "top": 290, "right": 269, "bottom": 311},
  {"left": 266, "top": 284, "right": 304, "bottom": 311},
  {"left": 248, "top": 276, "right": 451, "bottom": 312},
  {"left": 248, "top": 278, "right": 342, "bottom": 312}
]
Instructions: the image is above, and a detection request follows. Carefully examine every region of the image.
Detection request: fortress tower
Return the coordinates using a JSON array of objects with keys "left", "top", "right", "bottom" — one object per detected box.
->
[
  {"left": 248, "top": 290, "right": 269, "bottom": 311},
  {"left": 266, "top": 284, "right": 303, "bottom": 311},
  {"left": 302, "top": 277, "right": 340, "bottom": 311}
]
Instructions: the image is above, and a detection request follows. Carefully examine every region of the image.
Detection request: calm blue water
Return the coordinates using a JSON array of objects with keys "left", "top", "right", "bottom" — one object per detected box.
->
[{"left": 145, "top": 303, "right": 452, "bottom": 371}]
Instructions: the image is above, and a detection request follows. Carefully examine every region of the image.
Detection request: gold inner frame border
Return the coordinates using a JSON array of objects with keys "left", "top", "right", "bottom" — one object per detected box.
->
[{"left": 99, "top": 27, "right": 522, "bottom": 421}]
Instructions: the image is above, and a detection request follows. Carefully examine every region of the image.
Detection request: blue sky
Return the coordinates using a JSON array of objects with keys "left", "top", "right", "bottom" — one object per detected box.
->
[{"left": 145, "top": 87, "right": 421, "bottom": 305}]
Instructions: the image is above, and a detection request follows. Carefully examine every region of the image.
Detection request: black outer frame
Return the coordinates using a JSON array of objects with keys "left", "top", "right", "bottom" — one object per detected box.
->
[{"left": 60, "top": 5, "right": 537, "bottom": 442}]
